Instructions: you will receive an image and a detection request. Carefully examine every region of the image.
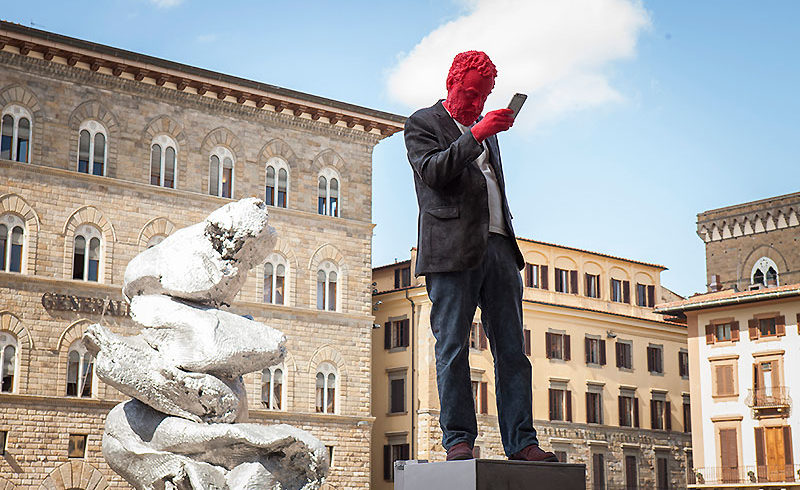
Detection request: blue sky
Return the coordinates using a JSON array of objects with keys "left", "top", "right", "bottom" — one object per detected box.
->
[{"left": 4, "top": 1, "right": 799, "bottom": 297}]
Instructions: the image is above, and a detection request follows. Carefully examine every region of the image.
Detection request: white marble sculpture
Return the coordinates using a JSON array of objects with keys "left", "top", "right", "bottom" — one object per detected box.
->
[{"left": 83, "top": 198, "right": 328, "bottom": 490}]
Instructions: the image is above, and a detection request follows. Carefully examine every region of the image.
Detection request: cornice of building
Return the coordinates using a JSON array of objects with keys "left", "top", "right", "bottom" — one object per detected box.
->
[
  {"left": 0, "top": 393, "right": 121, "bottom": 409},
  {"left": 696, "top": 192, "right": 800, "bottom": 243},
  {"left": 516, "top": 236, "right": 667, "bottom": 271},
  {"left": 523, "top": 298, "right": 687, "bottom": 331},
  {"left": 0, "top": 21, "right": 406, "bottom": 140},
  {"left": 654, "top": 283, "right": 800, "bottom": 314},
  {"left": 247, "top": 409, "right": 375, "bottom": 426}
]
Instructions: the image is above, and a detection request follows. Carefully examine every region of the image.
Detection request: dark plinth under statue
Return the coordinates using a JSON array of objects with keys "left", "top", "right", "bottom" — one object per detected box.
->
[{"left": 395, "top": 459, "right": 586, "bottom": 489}]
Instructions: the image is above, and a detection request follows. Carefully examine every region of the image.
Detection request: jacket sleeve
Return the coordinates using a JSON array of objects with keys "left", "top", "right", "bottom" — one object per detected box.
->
[{"left": 404, "top": 113, "right": 484, "bottom": 190}]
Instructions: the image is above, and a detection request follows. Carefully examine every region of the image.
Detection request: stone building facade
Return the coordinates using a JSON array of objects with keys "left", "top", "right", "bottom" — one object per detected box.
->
[
  {"left": 697, "top": 192, "right": 800, "bottom": 292},
  {"left": 371, "top": 241, "right": 692, "bottom": 490},
  {"left": 0, "top": 22, "right": 403, "bottom": 489}
]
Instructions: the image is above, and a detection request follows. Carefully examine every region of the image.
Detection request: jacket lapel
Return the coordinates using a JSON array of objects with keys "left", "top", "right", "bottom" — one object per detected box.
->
[
  {"left": 433, "top": 100, "right": 467, "bottom": 146},
  {"left": 485, "top": 135, "right": 506, "bottom": 192}
]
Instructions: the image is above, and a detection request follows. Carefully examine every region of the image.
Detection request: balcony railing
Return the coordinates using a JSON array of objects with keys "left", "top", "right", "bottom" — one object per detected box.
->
[
  {"left": 745, "top": 386, "right": 791, "bottom": 409},
  {"left": 690, "top": 465, "right": 800, "bottom": 486}
]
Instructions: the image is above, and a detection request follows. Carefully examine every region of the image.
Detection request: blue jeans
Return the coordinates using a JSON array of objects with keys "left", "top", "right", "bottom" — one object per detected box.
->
[{"left": 426, "top": 234, "right": 539, "bottom": 456}]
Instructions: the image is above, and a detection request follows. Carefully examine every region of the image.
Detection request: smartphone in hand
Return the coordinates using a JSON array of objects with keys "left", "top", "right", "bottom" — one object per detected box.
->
[{"left": 508, "top": 93, "right": 527, "bottom": 119}]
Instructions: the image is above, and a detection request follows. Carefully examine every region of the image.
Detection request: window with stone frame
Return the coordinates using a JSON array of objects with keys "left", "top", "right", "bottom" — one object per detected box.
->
[
  {"left": 618, "top": 390, "right": 639, "bottom": 427},
  {"left": 0, "top": 213, "right": 25, "bottom": 273},
  {"left": 751, "top": 256, "right": 779, "bottom": 287},
  {"left": 471, "top": 377, "right": 488, "bottom": 414},
  {"left": 0, "top": 429, "right": 6, "bottom": 456},
  {"left": 682, "top": 395, "right": 691, "bottom": 433},
  {"left": 705, "top": 319, "right": 740, "bottom": 344},
  {"left": 585, "top": 273, "right": 600, "bottom": 298},
  {"left": 394, "top": 266, "right": 411, "bottom": 289},
  {"left": 585, "top": 336, "right": 606, "bottom": 365},
  {"left": 261, "top": 364, "right": 285, "bottom": 410},
  {"left": 209, "top": 146, "right": 234, "bottom": 198},
  {"left": 150, "top": 134, "right": 177, "bottom": 188},
  {"left": 679, "top": 350, "right": 689, "bottom": 378},
  {"left": 615, "top": 340, "right": 632, "bottom": 369},
  {"left": 748, "top": 314, "right": 786, "bottom": 340},
  {"left": 592, "top": 452, "right": 606, "bottom": 490},
  {"left": 610, "top": 278, "right": 631, "bottom": 304},
  {"left": 624, "top": 454, "right": 638, "bottom": 490},
  {"left": 650, "top": 392, "right": 671, "bottom": 431},
  {"left": 555, "top": 268, "right": 578, "bottom": 294},
  {"left": 1, "top": 105, "right": 32, "bottom": 163},
  {"left": 0, "top": 332, "right": 17, "bottom": 393},
  {"left": 317, "top": 168, "right": 340, "bottom": 217},
  {"left": 586, "top": 385, "right": 603, "bottom": 424},
  {"left": 384, "top": 318, "right": 409, "bottom": 350},
  {"left": 265, "top": 157, "right": 289, "bottom": 208},
  {"left": 469, "top": 322, "right": 488, "bottom": 351},
  {"left": 711, "top": 358, "right": 738, "bottom": 398},
  {"left": 647, "top": 344, "right": 663, "bottom": 374},
  {"left": 316, "top": 261, "right": 339, "bottom": 311},
  {"left": 548, "top": 385, "right": 572, "bottom": 421},
  {"left": 77, "top": 120, "right": 107, "bottom": 176},
  {"left": 546, "top": 331, "right": 571, "bottom": 360},
  {"left": 263, "top": 254, "right": 289, "bottom": 305},
  {"left": 72, "top": 224, "right": 102, "bottom": 282},
  {"left": 383, "top": 436, "right": 409, "bottom": 481},
  {"left": 388, "top": 369, "right": 406, "bottom": 414},
  {"left": 315, "top": 362, "right": 337, "bottom": 414},
  {"left": 66, "top": 340, "right": 95, "bottom": 398}
]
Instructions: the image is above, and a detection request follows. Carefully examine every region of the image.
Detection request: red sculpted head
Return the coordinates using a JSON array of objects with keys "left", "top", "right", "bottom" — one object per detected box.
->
[{"left": 444, "top": 51, "right": 497, "bottom": 126}]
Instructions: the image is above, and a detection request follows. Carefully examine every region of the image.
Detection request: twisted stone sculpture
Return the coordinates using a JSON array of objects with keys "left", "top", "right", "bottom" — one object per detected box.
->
[{"left": 83, "top": 198, "right": 328, "bottom": 490}]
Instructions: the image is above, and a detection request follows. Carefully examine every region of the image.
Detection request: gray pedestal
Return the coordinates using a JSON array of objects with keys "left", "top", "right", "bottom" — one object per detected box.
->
[{"left": 394, "top": 459, "right": 586, "bottom": 490}]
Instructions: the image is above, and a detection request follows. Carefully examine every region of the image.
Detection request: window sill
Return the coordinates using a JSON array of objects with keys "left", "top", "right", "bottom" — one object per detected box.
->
[
  {"left": 618, "top": 366, "right": 633, "bottom": 372},
  {"left": 711, "top": 394, "right": 738, "bottom": 401},
  {"left": 387, "top": 411, "right": 408, "bottom": 417},
  {"left": 548, "top": 357, "right": 567, "bottom": 363},
  {"left": 648, "top": 371, "right": 664, "bottom": 377},
  {"left": 388, "top": 347, "right": 408, "bottom": 353}
]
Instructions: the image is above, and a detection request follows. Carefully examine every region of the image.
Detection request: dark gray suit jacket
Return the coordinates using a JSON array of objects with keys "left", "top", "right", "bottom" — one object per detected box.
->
[{"left": 404, "top": 100, "right": 524, "bottom": 275}]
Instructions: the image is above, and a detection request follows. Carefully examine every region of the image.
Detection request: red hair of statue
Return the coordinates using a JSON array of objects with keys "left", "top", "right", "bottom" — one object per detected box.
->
[{"left": 446, "top": 51, "right": 497, "bottom": 91}]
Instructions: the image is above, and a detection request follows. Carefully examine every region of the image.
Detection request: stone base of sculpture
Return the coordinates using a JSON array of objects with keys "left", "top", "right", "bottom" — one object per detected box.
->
[{"left": 83, "top": 199, "right": 327, "bottom": 490}]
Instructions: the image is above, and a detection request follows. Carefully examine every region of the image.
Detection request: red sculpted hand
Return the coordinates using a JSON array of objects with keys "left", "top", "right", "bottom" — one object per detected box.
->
[{"left": 470, "top": 108, "right": 514, "bottom": 143}]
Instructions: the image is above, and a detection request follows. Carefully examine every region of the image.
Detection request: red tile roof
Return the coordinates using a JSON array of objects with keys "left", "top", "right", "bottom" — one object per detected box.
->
[{"left": 655, "top": 283, "right": 800, "bottom": 313}]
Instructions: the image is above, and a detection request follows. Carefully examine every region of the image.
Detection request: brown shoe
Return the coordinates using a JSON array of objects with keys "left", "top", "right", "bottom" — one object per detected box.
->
[
  {"left": 510, "top": 444, "right": 559, "bottom": 462},
  {"left": 446, "top": 442, "right": 475, "bottom": 461}
]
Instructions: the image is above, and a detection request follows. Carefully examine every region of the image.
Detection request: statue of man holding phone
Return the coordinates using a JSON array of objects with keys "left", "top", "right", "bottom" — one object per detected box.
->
[{"left": 404, "top": 50, "right": 557, "bottom": 463}]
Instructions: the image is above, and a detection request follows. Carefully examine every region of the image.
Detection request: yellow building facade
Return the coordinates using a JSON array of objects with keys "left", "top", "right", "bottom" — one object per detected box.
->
[{"left": 371, "top": 238, "right": 691, "bottom": 489}]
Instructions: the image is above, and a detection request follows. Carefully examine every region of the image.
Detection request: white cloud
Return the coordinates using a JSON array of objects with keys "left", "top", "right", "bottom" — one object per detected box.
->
[
  {"left": 148, "top": 0, "right": 184, "bottom": 8},
  {"left": 386, "top": 0, "right": 650, "bottom": 127}
]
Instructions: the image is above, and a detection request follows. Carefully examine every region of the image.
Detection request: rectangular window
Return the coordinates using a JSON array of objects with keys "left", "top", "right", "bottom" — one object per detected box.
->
[
  {"left": 326, "top": 445, "right": 334, "bottom": 467},
  {"left": 585, "top": 337, "right": 606, "bottom": 365},
  {"left": 635, "top": 283, "right": 655, "bottom": 307},
  {"left": 555, "top": 268, "right": 578, "bottom": 294},
  {"left": 650, "top": 398, "right": 670, "bottom": 431},
  {"left": 68, "top": 434, "right": 87, "bottom": 458},
  {"left": 0, "top": 430, "right": 6, "bottom": 456},
  {"left": 716, "top": 323, "right": 732, "bottom": 341},
  {"left": 548, "top": 388, "right": 572, "bottom": 421},
  {"left": 585, "top": 273, "right": 600, "bottom": 298},
  {"left": 384, "top": 319, "right": 409, "bottom": 349},
  {"left": 471, "top": 380, "right": 488, "bottom": 414},
  {"left": 683, "top": 398, "right": 691, "bottom": 433},
  {"left": 719, "top": 428, "right": 739, "bottom": 483},
  {"left": 593, "top": 453, "right": 606, "bottom": 490},
  {"left": 616, "top": 341, "right": 632, "bottom": 369},
  {"left": 618, "top": 393, "right": 639, "bottom": 427},
  {"left": 679, "top": 351, "right": 689, "bottom": 378},
  {"left": 389, "top": 373, "right": 406, "bottom": 414},
  {"left": 586, "top": 391, "right": 602, "bottom": 424},
  {"left": 523, "top": 328, "right": 531, "bottom": 356},
  {"left": 610, "top": 278, "right": 631, "bottom": 303},
  {"left": 525, "top": 263, "right": 544, "bottom": 288},
  {"left": 758, "top": 317, "right": 777, "bottom": 337},
  {"left": 394, "top": 266, "right": 411, "bottom": 289},
  {"left": 383, "top": 442, "right": 409, "bottom": 481},
  {"left": 625, "top": 455, "right": 638, "bottom": 489},
  {"left": 713, "top": 363, "right": 736, "bottom": 397},
  {"left": 656, "top": 453, "right": 669, "bottom": 489},
  {"left": 647, "top": 345, "right": 664, "bottom": 374},
  {"left": 546, "top": 332, "right": 570, "bottom": 360},
  {"left": 469, "top": 322, "right": 487, "bottom": 350}
]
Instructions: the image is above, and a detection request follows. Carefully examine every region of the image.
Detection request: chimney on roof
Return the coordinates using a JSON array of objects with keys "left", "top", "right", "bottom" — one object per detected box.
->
[{"left": 709, "top": 274, "right": 723, "bottom": 292}]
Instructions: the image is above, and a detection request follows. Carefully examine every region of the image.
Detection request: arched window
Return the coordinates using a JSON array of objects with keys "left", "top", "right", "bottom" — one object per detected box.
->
[
  {"left": 261, "top": 364, "right": 286, "bottom": 410},
  {"left": 150, "top": 135, "right": 177, "bottom": 188},
  {"left": 315, "top": 362, "right": 337, "bottom": 414},
  {"left": 0, "top": 332, "right": 17, "bottom": 393},
  {"left": 1, "top": 105, "right": 32, "bottom": 163},
  {"left": 72, "top": 224, "right": 102, "bottom": 282},
  {"left": 263, "top": 254, "right": 289, "bottom": 305},
  {"left": 317, "top": 168, "right": 340, "bottom": 217},
  {"left": 66, "top": 340, "right": 94, "bottom": 397},
  {"left": 265, "top": 158, "right": 289, "bottom": 208},
  {"left": 316, "top": 261, "right": 339, "bottom": 311},
  {"left": 209, "top": 146, "right": 234, "bottom": 198},
  {"left": 751, "top": 257, "right": 780, "bottom": 287},
  {"left": 0, "top": 213, "right": 25, "bottom": 273},
  {"left": 77, "top": 120, "right": 107, "bottom": 176}
]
